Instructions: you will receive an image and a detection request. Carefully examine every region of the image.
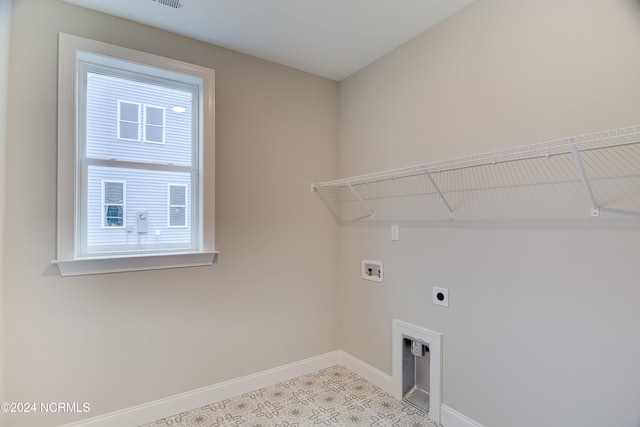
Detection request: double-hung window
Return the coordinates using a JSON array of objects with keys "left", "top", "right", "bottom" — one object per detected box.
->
[
  {"left": 103, "top": 180, "right": 126, "bottom": 228},
  {"left": 117, "top": 101, "right": 141, "bottom": 141},
  {"left": 54, "top": 33, "right": 216, "bottom": 276},
  {"left": 144, "top": 105, "right": 165, "bottom": 143}
]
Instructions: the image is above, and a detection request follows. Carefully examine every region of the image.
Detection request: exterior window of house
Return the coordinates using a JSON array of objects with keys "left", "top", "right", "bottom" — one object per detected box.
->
[
  {"left": 55, "top": 33, "right": 216, "bottom": 276},
  {"left": 117, "top": 101, "right": 141, "bottom": 141},
  {"left": 103, "top": 181, "right": 125, "bottom": 227},
  {"left": 168, "top": 184, "right": 187, "bottom": 227},
  {"left": 144, "top": 105, "right": 165, "bottom": 143}
]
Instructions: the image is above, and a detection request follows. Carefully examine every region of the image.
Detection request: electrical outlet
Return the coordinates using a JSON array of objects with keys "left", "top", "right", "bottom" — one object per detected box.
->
[
  {"left": 391, "top": 224, "right": 399, "bottom": 241},
  {"left": 433, "top": 287, "right": 449, "bottom": 307}
]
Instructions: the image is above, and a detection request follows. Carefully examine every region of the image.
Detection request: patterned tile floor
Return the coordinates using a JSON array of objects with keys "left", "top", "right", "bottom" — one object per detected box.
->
[{"left": 140, "top": 365, "right": 440, "bottom": 427}]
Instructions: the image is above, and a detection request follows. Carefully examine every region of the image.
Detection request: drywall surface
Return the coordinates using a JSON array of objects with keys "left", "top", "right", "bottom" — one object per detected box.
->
[
  {"left": 337, "top": 1, "right": 640, "bottom": 426},
  {"left": 4, "top": 0, "right": 339, "bottom": 425},
  {"left": 0, "top": 0, "right": 12, "bottom": 424}
]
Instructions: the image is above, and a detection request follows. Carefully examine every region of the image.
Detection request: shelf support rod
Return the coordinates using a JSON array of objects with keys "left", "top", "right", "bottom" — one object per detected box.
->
[
  {"left": 570, "top": 144, "right": 599, "bottom": 217},
  {"left": 423, "top": 168, "right": 454, "bottom": 221},
  {"left": 347, "top": 183, "right": 373, "bottom": 221}
]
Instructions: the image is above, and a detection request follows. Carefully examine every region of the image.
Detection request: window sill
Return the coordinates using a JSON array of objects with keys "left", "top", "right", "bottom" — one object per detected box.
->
[{"left": 51, "top": 251, "right": 218, "bottom": 276}]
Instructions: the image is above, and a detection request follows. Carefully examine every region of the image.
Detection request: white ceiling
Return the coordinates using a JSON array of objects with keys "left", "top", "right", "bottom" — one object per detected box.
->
[{"left": 62, "top": 0, "right": 474, "bottom": 81}]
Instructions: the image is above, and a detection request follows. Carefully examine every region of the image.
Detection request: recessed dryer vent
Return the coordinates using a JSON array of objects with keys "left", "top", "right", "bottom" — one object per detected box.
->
[
  {"left": 402, "top": 337, "right": 430, "bottom": 412},
  {"left": 392, "top": 320, "right": 442, "bottom": 423}
]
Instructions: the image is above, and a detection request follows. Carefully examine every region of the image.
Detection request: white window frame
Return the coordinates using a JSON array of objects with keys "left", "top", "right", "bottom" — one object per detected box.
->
[
  {"left": 143, "top": 104, "right": 166, "bottom": 144},
  {"left": 102, "top": 180, "right": 126, "bottom": 228},
  {"left": 168, "top": 183, "right": 187, "bottom": 228},
  {"left": 53, "top": 33, "right": 217, "bottom": 276},
  {"left": 117, "top": 100, "right": 141, "bottom": 141}
]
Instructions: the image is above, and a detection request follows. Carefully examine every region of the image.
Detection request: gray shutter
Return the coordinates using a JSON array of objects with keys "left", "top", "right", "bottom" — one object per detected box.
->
[{"left": 169, "top": 184, "right": 186, "bottom": 227}]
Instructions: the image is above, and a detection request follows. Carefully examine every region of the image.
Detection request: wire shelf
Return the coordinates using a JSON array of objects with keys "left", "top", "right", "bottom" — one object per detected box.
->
[{"left": 312, "top": 125, "right": 640, "bottom": 224}]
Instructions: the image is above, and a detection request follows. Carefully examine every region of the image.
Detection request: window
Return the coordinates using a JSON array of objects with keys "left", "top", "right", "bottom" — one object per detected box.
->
[
  {"left": 103, "top": 180, "right": 125, "bottom": 227},
  {"left": 117, "top": 101, "right": 140, "bottom": 141},
  {"left": 168, "top": 184, "right": 187, "bottom": 228},
  {"left": 117, "top": 101, "right": 165, "bottom": 143},
  {"left": 55, "top": 33, "right": 216, "bottom": 276},
  {"left": 144, "top": 105, "right": 165, "bottom": 143}
]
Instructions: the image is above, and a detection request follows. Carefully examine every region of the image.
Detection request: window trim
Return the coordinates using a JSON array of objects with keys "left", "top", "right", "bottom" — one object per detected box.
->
[
  {"left": 102, "top": 180, "right": 126, "bottom": 229},
  {"left": 54, "top": 33, "right": 217, "bottom": 276},
  {"left": 117, "top": 100, "right": 141, "bottom": 142},
  {"left": 168, "top": 183, "right": 188, "bottom": 228}
]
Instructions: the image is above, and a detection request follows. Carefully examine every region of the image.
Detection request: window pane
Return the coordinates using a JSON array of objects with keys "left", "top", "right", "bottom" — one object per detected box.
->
[
  {"left": 104, "top": 181, "right": 123, "bottom": 204},
  {"left": 87, "top": 165, "right": 192, "bottom": 254},
  {"left": 120, "top": 102, "right": 139, "bottom": 122},
  {"left": 86, "top": 73, "right": 194, "bottom": 166},
  {"left": 170, "top": 207, "right": 186, "bottom": 227},
  {"left": 119, "top": 122, "right": 139, "bottom": 140},
  {"left": 105, "top": 206, "right": 124, "bottom": 227},
  {"left": 170, "top": 185, "right": 186, "bottom": 205},
  {"left": 146, "top": 106, "right": 164, "bottom": 126},
  {"left": 145, "top": 125, "right": 163, "bottom": 143}
]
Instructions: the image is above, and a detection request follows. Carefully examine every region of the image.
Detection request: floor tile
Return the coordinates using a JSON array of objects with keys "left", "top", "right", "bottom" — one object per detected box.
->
[{"left": 140, "top": 365, "right": 440, "bottom": 426}]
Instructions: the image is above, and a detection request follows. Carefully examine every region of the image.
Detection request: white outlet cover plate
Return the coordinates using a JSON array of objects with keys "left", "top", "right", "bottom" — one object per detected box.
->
[
  {"left": 433, "top": 287, "right": 449, "bottom": 307},
  {"left": 391, "top": 224, "right": 399, "bottom": 241}
]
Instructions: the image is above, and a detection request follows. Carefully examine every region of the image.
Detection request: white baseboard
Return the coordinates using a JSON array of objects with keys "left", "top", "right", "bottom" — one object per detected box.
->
[
  {"left": 442, "top": 404, "right": 485, "bottom": 427},
  {"left": 59, "top": 350, "right": 482, "bottom": 427},
  {"left": 333, "top": 350, "right": 394, "bottom": 395},
  {"left": 59, "top": 351, "right": 344, "bottom": 427}
]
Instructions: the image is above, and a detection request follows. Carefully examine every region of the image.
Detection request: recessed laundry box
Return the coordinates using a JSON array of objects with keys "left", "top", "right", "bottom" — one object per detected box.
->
[
  {"left": 392, "top": 320, "right": 442, "bottom": 423},
  {"left": 402, "top": 337, "right": 431, "bottom": 412}
]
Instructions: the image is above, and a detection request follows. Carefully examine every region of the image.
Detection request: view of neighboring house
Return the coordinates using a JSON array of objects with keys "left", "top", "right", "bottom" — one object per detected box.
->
[{"left": 85, "top": 72, "right": 195, "bottom": 254}]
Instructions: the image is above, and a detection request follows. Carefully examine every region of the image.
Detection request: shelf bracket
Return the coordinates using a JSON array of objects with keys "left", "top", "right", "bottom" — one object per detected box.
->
[
  {"left": 347, "top": 183, "right": 374, "bottom": 221},
  {"left": 423, "top": 168, "right": 454, "bottom": 221},
  {"left": 570, "top": 144, "right": 599, "bottom": 217}
]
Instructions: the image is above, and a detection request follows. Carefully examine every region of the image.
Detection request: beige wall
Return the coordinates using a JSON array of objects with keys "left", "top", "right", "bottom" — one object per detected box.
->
[
  {"left": 4, "top": 1, "right": 339, "bottom": 426},
  {"left": 338, "top": 1, "right": 640, "bottom": 426},
  {"left": 5, "top": 1, "right": 640, "bottom": 426},
  {"left": 0, "top": 0, "right": 11, "bottom": 423}
]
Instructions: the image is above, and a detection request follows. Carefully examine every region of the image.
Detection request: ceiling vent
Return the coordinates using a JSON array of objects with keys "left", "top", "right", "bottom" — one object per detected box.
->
[{"left": 152, "top": 0, "right": 183, "bottom": 9}]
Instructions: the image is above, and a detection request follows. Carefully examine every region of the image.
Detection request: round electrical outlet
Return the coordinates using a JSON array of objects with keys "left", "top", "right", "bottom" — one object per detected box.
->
[{"left": 433, "top": 287, "right": 449, "bottom": 307}]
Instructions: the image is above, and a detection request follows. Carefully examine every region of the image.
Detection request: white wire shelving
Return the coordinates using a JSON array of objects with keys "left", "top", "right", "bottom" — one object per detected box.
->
[{"left": 312, "top": 125, "right": 640, "bottom": 224}]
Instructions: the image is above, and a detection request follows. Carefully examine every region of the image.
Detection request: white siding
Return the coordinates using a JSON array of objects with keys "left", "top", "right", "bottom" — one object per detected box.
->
[
  {"left": 87, "top": 166, "right": 191, "bottom": 253},
  {"left": 86, "top": 73, "right": 193, "bottom": 166}
]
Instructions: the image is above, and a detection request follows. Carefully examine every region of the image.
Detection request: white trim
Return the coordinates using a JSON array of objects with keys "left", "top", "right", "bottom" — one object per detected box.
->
[
  {"left": 57, "top": 350, "right": 482, "bottom": 427},
  {"left": 392, "top": 319, "right": 443, "bottom": 423},
  {"left": 442, "top": 404, "right": 485, "bottom": 427},
  {"left": 56, "top": 33, "right": 216, "bottom": 274},
  {"left": 58, "top": 351, "right": 343, "bottom": 427},
  {"left": 52, "top": 251, "right": 218, "bottom": 276},
  {"left": 334, "top": 350, "right": 394, "bottom": 395}
]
